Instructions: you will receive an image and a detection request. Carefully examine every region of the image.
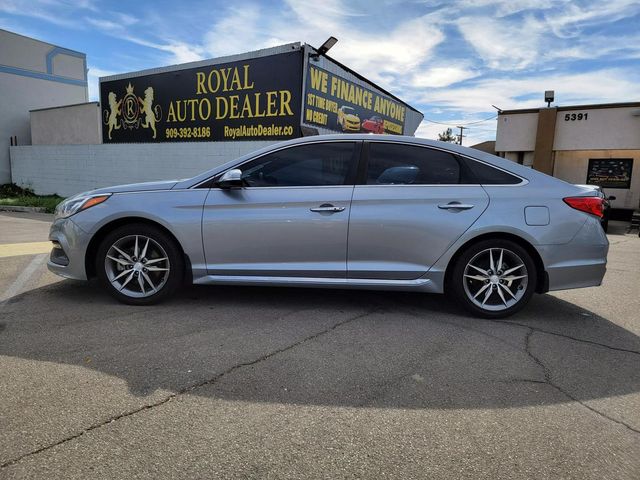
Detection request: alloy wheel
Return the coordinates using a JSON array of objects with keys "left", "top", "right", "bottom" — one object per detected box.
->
[
  {"left": 462, "top": 248, "right": 529, "bottom": 312},
  {"left": 104, "top": 235, "right": 170, "bottom": 298}
]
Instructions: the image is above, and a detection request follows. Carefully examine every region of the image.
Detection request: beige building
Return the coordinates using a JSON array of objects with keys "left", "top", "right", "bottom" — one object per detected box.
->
[
  {"left": 495, "top": 102, "right": 640, "bottom": 211},
  {"left": 0, "top": 29, "right": 88, "bottom": 183}
]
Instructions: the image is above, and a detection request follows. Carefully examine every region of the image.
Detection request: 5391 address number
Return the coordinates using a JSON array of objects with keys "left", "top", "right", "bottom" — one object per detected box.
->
[{"left": 564, "top": 112, "right": 588, "bottom": 121}]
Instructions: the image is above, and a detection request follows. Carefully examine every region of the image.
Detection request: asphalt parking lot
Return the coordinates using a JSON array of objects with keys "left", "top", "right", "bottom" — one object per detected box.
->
[{"left": 1, "top": 211, "right": 639, "bottom": 479}]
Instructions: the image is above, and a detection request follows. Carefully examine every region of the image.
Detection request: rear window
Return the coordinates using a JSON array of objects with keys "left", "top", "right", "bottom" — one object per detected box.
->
[
  {"left": 367, "top": 143, "right": 461, "bottom": 185},
  {"left": 464, "top": 159, "right": 522, "bottom": 185}
]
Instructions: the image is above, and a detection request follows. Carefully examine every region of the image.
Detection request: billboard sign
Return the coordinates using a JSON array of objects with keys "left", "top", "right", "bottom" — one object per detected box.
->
[
  {"left": 100, "top": 51, "right": 303, "bottom": 143},
  {"left": 303, "top": 64, "right": 406, "bottom": 135},
  {"left": 586, "top": 158, "right": 633, "bottom": 189}
]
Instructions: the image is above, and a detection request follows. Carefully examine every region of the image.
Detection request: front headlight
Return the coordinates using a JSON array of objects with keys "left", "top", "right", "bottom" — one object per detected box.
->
[{"left": 54, "top": 192, "right": 111, "bottom": 219}]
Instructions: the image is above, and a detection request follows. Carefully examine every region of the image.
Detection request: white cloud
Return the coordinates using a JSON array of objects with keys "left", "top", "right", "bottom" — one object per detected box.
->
[
  {"left": 0, "top": 0, "right": 97, "bottom": 28},
  {"left": 450, "top": 0, "right": 640, "bottom": 70},
  {"left": 204, "top": 6, "right": 275, "bottom": 57},
  {"left": 161, "top": 42, "right": 205, "bottom": 64},
  {"left": 456, "top": 14, "right": 544, "bottom": 70},
  {"left": 421, "top": 68, "right": 640, "bottom": 112},
  {"left": 544, "top": 0, "right": 640, "bottom": 38},
  {"left": 86, "top": 15, "right": 204, "bottom": 65},
  {"left": 331, "top": 16, "right": 444, "bottom": 83},
  {"left": 203, "top": 1, "right": 445, "bottom": 90},
  {"left": 462, "top": 0, "right": 564, "bottom": 17},
  {"left": 409, "top": 65, "right": 478, "bottom": 88}
]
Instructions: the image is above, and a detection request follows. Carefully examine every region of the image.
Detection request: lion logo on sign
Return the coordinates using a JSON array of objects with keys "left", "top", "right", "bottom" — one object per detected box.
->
[
  {"left": 138, "top": 87, "right": 162, "bottom": 139},
  {"left": 103, "top": 92, "right": 122, "bottom": 140}
]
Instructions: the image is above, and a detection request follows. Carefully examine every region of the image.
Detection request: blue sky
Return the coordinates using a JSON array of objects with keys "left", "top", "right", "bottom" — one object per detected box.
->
[{"left": 2, "top": 0, "right": 640, "bottom": 144}]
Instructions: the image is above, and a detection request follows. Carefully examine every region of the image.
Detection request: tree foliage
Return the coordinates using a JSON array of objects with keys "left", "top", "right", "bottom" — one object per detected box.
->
[{"left": 438, "top": 128, "right": 458, "bottom": 143}]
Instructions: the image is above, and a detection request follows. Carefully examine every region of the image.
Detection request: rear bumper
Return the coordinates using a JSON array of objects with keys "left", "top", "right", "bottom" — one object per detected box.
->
[{"left": 538, "top": 218, "right": 608, "bottom": 291}]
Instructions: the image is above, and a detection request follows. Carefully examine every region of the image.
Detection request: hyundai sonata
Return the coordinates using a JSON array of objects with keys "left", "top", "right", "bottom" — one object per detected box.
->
[{"left": 48, "top": 135, "right": 608, "bottom": 318}]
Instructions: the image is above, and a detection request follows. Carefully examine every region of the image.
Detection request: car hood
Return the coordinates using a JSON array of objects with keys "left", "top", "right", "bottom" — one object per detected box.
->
[{"left": 91, "top": 180, "right": 179, "bottom": 195}]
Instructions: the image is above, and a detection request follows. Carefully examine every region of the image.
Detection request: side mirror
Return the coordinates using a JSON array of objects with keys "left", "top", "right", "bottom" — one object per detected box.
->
[
  {"left": 217, "top": 169, "right": 243, "bottom": 188},
  {"left": 608, "top": 195, "right": 616, "bottom": 201}
]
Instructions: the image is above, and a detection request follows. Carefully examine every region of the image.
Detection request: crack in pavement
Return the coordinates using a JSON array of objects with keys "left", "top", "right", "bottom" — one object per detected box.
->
[
  {"left": 524, "top": 328, "right": 640, "bottom": 436},
  {"left": 488, "top": 319, "right": 640, "bottom": 356},
  {"left": 385, "top": 298, "right": 640, "bottom": 435},
  {"left": 374, "top": 296, "right": 640, "bottom": 357},
  {"left": 0, "top": 308, "right": 380, "bottom": 470}
]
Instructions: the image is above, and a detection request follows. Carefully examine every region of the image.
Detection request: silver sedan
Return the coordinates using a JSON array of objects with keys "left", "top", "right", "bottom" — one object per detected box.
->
[{"left": 48, "top": 135, "right": 608, "bottom": 318}]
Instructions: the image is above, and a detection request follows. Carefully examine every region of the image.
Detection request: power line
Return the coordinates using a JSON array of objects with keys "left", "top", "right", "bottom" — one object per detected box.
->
[{"left": 423, "top": 114, "right": 498, "bottom": 127}]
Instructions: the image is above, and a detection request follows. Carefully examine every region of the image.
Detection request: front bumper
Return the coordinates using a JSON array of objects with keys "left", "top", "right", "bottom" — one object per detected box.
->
[
  {"left": 343, "top": 120, "right": 361, "bottom": 132},
  {"left": 47, "top": 217, "right": 91, "bottom": 280}
]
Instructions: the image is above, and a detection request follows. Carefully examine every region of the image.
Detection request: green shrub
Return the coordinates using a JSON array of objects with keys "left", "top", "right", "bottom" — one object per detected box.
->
[
  {"left": 0, "top": 184, "right": 64, "bottom": 213},
  {"left": 0, "top": 183, "right": 36, "bottom": 197}
]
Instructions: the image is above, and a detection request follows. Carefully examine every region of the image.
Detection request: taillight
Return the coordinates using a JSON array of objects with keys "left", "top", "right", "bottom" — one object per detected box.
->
[{"left": 563, "top": 196, "right": 604, "bottom": 218}]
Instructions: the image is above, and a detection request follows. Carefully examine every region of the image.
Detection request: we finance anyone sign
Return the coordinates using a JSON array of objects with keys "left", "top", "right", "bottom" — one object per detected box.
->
[
  {"left": 303, "top": 64, "right": 406, "bottom": 135},
  {"left": 100, "top": 51, "right": 303, "bottom": 143}
]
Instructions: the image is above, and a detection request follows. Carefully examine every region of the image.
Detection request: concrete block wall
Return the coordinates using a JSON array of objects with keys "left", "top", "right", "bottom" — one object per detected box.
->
[
  {"left": 31, "top": 102, "right": 102, "bottom": 145},
  {"left": 10, "top": 141, "right": 274, "bottom": 197}
]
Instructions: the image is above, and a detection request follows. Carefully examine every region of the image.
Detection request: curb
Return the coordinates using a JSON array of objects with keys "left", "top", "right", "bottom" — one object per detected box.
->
[{"left": 0, "top": 205, "right": 47, "bottom": 213}]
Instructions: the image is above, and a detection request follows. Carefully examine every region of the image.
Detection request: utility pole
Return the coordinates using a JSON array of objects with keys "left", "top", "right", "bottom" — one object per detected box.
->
[{"left": 456, "top": 126, "right": 468, "bottom": 145}]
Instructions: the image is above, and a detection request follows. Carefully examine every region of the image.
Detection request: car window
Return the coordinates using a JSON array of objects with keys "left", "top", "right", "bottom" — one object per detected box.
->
[
  {"left": 239, "top": 142, "right": 357, "bottom": 187},
  {"left": 367, "top": 143, "right": 461, "bottom": 185},
  {"left": 463, "top": 159, "right": 522, "bottom": 185}
]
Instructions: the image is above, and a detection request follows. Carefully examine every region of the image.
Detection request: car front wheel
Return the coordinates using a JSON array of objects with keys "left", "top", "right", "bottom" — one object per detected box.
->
[
  {"left": 450, "top": 239, "right": 537, "bottom": 318},
  {"left": 96, "top": 224, "right": 184, "bottom": 305}
]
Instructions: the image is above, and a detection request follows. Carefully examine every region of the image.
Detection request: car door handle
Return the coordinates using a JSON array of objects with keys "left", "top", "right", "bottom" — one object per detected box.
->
[
  {"left": 438, "top": 202, "right": 475, "bottom": 210},
  {"left": 310, "top": 204, "right": 346, "bottom": 213}
]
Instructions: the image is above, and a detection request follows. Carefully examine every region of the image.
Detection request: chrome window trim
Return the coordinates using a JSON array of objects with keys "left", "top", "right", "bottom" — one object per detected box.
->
[
  {"left": 353, "top": 184, "right": 489, "bottom": 188},
  {"left": 191, "top": 139, "right": 362, "bottom": 189},
  {"left": 208, "top": 185, "right": 356, "bottom": 191}
]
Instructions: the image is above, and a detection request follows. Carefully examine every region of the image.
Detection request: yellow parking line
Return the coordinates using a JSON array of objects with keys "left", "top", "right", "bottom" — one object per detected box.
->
[{"left": 0, "top": 241, "right": 52, "bottom": 258}]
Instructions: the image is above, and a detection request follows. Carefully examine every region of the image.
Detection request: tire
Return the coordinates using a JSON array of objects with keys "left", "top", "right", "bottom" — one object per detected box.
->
[
  {"left": 449, "top": 239, "right": 537, "bottom": 318},
  {"left": 96, "top": 223, "right": 184, "bottom": 305}
]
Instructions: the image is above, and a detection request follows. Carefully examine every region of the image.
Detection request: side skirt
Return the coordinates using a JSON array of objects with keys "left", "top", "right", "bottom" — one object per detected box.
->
[{"left": 192, "top": 274, "right": 440, "bottom": 293}]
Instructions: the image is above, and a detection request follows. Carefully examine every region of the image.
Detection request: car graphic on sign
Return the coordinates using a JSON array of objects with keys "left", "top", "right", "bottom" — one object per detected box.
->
[
  {"left": 361, "top": 115, "right": 384, "bottom": 134},
  {"left": 337, "top": 106, "right": 360, "bottom": 132}
]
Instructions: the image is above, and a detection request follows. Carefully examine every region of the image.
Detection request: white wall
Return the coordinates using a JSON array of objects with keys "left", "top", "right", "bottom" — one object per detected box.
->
[
  {"left": 0, "top": 29, "right": 87, "bottom": 183},
  {"left": 496, "top": 106, "right": 640, "bottom": 153},
  {"left": 553, "top": 107, "right": 640, "bottom": 151},
  {"left": 495, "top": 112, "right": 538, "bottom": 152},
  {"left": 31, "top": 102, "right": 101, "bottom": 145},
  {"left": 10, "top": 141, "right": 275, "bottom": 197}
]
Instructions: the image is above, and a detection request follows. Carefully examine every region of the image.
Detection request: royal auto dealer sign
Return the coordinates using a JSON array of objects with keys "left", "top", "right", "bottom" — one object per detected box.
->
[{"left": 100, "top": 51, "right": 303, "bottom": 143}]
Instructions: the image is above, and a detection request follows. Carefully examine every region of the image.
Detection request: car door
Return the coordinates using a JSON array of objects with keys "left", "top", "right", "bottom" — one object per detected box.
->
[
  {"left": 202, "top": 141, "right": 360, "bottom": 279},
  {"left": 347, "top": 142, "right": 489, "bottom": 280}
]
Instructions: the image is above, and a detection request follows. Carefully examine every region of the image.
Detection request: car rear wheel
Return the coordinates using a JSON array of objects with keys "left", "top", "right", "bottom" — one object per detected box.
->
[
  {"left": 96, "top": 224, "right": 183, "bottom": 305},
  {"left": 450, "top": 239, "right": 537, "bottom": 318}
]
